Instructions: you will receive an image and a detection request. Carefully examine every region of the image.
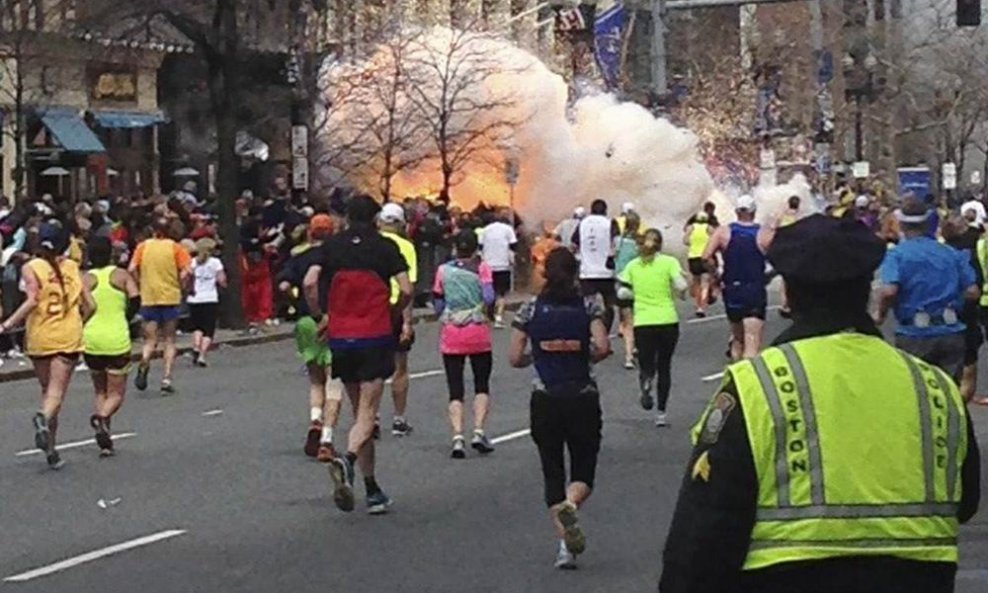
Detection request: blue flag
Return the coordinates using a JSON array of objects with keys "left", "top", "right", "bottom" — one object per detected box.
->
[{"left": 594, "top": 2, "right": 627, "bottom": 90}]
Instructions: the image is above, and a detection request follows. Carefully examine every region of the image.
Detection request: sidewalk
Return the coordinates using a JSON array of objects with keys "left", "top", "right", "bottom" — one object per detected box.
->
[{"left": 0, "top": 295, "right": 529, "bottom": 384}]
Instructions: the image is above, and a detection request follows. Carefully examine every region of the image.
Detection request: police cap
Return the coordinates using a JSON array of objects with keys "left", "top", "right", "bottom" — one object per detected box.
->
[{"left": 767, "top": 214, "right": 885, "bottom": 285}]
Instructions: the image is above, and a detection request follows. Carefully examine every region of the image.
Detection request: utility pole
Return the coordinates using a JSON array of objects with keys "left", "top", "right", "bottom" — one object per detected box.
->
[{"left": 651, "top": 0, "right": 668, "bottom": 95}]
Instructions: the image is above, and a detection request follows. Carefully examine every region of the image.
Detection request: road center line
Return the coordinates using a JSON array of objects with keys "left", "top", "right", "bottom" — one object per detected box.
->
[
  {"left": 4, "top": 529, "right": 187, "bottom": 582},
  {"left": 15, "top": 433, "right": 137, "bottom": 457},
  {"left": 702, "top": 372, "right": 725, "bottom": 383},
  {"left": 201, "top": 409, "right": 224, "bottom": 417},
  {"left": 491, "top": 428, "right": 531, "bottom": 445}
]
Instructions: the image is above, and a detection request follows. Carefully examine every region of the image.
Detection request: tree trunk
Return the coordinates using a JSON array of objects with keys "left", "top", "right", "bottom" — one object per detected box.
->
[{"left": 210, "top": 0, "right": 245, "bottom": 328}]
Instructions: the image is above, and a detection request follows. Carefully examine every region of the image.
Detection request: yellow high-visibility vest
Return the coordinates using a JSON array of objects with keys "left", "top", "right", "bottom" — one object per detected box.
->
[{"left": 694, "top": 333, "right": 967, "bottom": 571}]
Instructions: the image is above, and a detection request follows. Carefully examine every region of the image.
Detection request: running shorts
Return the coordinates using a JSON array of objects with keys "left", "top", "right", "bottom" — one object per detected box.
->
[
  {"left": 331, "top": 346, "right": 396, "bottom": 384},
  {"left": 84, "top": 353, "right": 132, "bottom": 375},
  {"left": 723, "top": 281, "right": 767, "bottom": 323},
  {"left": 295, "top": 317, "right": 332, "bottom": 368},
  {"left": 189, "top": 303, "right": 219, "bottom": 338},
  {"left": 492, "top": 271, "right": 512, "bottom": 297},
  {"left": 580, "top": 279, "right": 617, "bottom": 308},
  {"left": 141, "top": 305, "right": 181, "bottom": 324},
  {"left": 688, "top": 258, "right": 708, "bottom": 277}
]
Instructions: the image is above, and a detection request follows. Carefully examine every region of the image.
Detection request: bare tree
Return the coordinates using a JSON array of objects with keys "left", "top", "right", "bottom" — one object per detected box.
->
[
  {"left": 0, "top": 0, "right": 79, "bottom": 199},
  {"left": 404, "top": 23, "right": 529, "bottom": 201}
]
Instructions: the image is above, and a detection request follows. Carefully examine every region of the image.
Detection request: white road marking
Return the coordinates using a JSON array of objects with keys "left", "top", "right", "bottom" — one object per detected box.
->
[
  {"left": 4, "top": 529, "right": 187, "bottom": 582},
  {"left": 15, "top": 433, "right": 137, "bottom": 457},
  {"left": 409, "top": 369, "right": 445, "bottom": 380},
  {"left": 702, "top": 372, "right": 725, "bottom": 383},
  {"left": 491, "top": 428, "right": 531, "bottom": 445},
  {"left": 686, "top": 305, "right": 781, "bottom": 325},
  {"left": 386, "top": 369, "right": 445, "bottom": 385},
  {"left": 201, "top": 409, "right": 224, "bottom": 417}
]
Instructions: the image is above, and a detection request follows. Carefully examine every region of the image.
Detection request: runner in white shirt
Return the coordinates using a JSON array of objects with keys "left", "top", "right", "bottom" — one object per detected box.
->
[
  {"left": 187, "top": 238, "right": 227, "bottom": 367},
  {"left": 553, "top": 207, "right": 586, "bottom": 252},
  {"left": 571, "top": 199, "right": 621, "bottom": 332},
  {"left": 480, "top": 208, "right": 518, "bottom": 328}
]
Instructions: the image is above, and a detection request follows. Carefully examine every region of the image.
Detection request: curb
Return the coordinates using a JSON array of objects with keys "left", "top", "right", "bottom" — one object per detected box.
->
[{"left": 0, "top": 300, "right": 527, "bottom": 385}]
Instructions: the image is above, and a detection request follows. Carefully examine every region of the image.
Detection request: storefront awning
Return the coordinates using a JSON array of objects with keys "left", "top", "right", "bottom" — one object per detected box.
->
[
  {"left": 93, "top": 110, "right": 167, "bottom": 129},
  {"left": 40, "top": 108, "right": 105, "bottom": 153}
]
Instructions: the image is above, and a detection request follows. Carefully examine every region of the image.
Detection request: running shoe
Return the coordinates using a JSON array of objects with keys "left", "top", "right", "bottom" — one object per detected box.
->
[
  {"left": 557, "top": 502, "right": 586, "bottom": 555},
  {"left": 304, "top": 421, "right": 323, "bottom": 458},
  {"left": 366, "top": 490, "right": 392, "bottom": 515},
  {"left": 655, "top": 411, "right": 669, "bottom": 427},
  {"left": 623, "top": 359, "right": 635, "bottom": 370},
  {"left": 639, "top": 378, "right": 655, "bottom": 411},
  {"left": 392, "top": 418, "right": 413, "bottom": 437},
  {"left": 191, "top": 351, "right": 201, "bottom": 366},
  {"left": 372, "top": 420, "right": 381, "bottom": 440},
  {"left": 316, "top": 444, "right": 336, "bottom": 463},
  {"left": 160, "top": 380, "right": 176, "bottom": 396},
  {"left": 471, "top": 432, "right": 495, "bottom": 454},
  {"left": 328, "top": 456, "right": 355, "bottom": 512},
  {"left": 90, "top": 415, "right": 113, "bottom": 455},
  {"left": 196, "top": 359, "right": 209, "bottom": 368},
  {"left": 695, "top": 310, "right": 707, "bottom": 319},
  {"left": 46, "top": 451, "right": 64, "bottom": 470},
  {"left": 451, "top": 436, "right": 466, "bottom": 459},
  {"left": 493, "top": 316, "right": 505, "bottom": 329},
  {"left": 554, "top": 541, "right": 577, "bottom": 570},
  {"left": 32, "top": 412, "right": 50, "bottom": 452},
  {"left": 135, "top": 363, "right": 150, "bottom": 391}
]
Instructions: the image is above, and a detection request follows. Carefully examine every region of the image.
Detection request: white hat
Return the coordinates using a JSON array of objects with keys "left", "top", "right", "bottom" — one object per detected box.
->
[
  {"left": 380, "top": 202, "right": 405, "bottom": 224},
  {"left": 621, "top": 201, "right": 635, "bottom": 214},
  {"left": 736, "top": 195, "right": 756, "bottom": 212},
  {"left": 574, "top": 206, "right": 587, "bottom": 218},
  {"left": 854, "top": 195, "right": 870, "bottom": 208}
]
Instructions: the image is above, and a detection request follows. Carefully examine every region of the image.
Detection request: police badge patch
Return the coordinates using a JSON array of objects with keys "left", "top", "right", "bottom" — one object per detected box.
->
[{"left": 699, "top": 392, "right": 736, "bottom": 444}]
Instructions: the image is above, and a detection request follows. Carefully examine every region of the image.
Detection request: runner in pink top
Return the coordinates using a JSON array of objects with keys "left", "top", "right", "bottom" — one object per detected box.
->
[{"left": 433, "top": 230, "right": 496, "bottom": 459}]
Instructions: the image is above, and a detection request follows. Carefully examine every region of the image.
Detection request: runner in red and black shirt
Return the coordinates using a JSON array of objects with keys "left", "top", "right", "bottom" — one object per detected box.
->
[{"left": 304, "top": 195, "right": 412, "bottom": 515}]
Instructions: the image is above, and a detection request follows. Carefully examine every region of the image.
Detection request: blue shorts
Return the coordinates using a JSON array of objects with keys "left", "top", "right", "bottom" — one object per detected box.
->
[{"left": 141, "top": 305, "right": 182, "bottom": 324}]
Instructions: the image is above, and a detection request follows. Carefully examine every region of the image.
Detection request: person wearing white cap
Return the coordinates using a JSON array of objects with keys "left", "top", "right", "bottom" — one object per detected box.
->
[
  {"left": 554, "top": 207, "right": 585, "bottom": 252},
  {"left": 616, "top": 202, "right": 640, "bottom": 236},
  {"left": 961, "top": 194, "right": 987, "bottom": 227},
  {"left": 378, "top": 202, "right": 418, "bottom": 437},
  {"left": 702, "top": 195, "right": 775, "bottom": 360}
]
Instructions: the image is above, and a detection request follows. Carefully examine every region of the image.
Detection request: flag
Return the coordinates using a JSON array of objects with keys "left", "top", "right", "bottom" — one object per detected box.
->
[
  {"left": 555, "top": 6, "right": 587, "bottom": 32},
  {"left": 593, "top": 1, "right": 627, "bottom": 89}
]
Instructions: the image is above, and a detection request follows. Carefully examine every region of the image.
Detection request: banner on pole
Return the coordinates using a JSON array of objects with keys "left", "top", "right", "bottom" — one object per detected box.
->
[{"left": 593, "top": 2, "right": 627, "bottom": 89}]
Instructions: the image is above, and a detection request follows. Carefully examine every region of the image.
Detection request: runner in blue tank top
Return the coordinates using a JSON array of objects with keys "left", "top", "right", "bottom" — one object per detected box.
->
[{"left": 702, "top": 195, "right": 775, "bottom": 360}]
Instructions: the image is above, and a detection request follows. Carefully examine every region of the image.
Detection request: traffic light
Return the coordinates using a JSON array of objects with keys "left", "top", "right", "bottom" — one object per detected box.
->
[{"left": 958, "top": 0, "right": 982, "bottom": 26}]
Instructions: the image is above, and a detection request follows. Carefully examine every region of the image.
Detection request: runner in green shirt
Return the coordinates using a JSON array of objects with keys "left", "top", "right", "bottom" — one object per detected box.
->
[{"left": 617, "top": 229, "right": 688, "bottom": 427}]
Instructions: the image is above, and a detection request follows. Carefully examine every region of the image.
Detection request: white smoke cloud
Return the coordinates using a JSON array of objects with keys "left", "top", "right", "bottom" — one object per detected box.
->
[{"left": 316, "top": 27, "right": 715, "bottom": 251}]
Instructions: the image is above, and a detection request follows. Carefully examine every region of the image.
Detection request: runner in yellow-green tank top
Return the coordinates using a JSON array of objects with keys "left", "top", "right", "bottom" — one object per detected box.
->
[{"left": 83, "top": 237, "right": 140, "bottom": 458}]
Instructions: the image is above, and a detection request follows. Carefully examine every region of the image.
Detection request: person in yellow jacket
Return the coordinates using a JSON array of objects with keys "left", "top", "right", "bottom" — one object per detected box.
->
[
  {"left": 0, "top": 224, "right": 96, "bottom": 470},
  {"left": 683, "top": 211, "right": 713, "bottom": 318},
  {"left": 83, "top": 236, "right": 140, "bottom": 458},
  {"left": 660, "top": 214, "right": 980, "bottom": 593}
]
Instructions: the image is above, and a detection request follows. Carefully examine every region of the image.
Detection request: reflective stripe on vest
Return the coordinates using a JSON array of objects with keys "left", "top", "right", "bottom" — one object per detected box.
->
[
  {"left": 729, "top": 334, "right": 966, "bottom": 570},
  {"left": 978, "top": 239, "right": 988, "bottom": 306}
]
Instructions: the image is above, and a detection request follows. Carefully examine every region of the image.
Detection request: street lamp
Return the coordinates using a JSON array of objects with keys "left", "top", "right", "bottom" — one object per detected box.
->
[{"left": 842, "top": 44, "right": 877, "bottom": 164}]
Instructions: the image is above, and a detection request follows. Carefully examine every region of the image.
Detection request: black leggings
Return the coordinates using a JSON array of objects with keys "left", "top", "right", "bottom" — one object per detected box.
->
[
  {"left": 442, "top": 353, "right": 493, "bottom": 402},
  {"left": 634, "top": 324, "right": 680, "bottom": 412},
  {"left": 530, "top": 390, "right": 602, "bottom": 507}
]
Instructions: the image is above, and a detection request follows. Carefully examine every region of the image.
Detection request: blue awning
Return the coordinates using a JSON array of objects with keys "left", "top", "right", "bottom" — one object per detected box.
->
[
  {"left": 40, "top": 108, "right": 105, "bottom": 153},
  {"left": 93, "top": 110, "right": 167, "bottom": 129}
]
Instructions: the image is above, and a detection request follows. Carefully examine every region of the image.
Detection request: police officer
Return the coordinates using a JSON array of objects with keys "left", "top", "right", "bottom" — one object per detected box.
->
[{"left": 660, "top": 214, "right": 980, "bottom": 593}]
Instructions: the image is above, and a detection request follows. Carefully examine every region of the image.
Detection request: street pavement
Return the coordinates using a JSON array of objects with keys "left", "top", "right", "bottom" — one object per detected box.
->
[{"left": 0, "top": 298, "right": 987, "bottom": 592}]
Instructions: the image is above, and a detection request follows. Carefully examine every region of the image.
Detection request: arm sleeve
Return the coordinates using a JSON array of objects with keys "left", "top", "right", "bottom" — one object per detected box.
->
[
  {"left": 131, "top": 242, "right": 145, "bottom": 268},
  {"left": 174, "top": 244, "right": 192, "bottom": 270},
  {"left": 959, "top": 414, "right": 981, "bottom": 524},
  {"left": 384, "top": 241, "right": 409, "bottom": 278},
  {"left": 878, "top": 251, "right": 899, "bottom": 285},
  {"left": 659, "top": 378, "right": 757, "bottom": 593}
]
